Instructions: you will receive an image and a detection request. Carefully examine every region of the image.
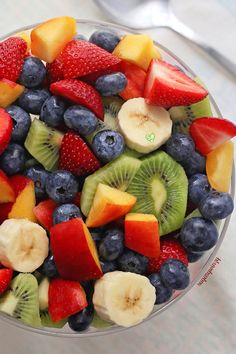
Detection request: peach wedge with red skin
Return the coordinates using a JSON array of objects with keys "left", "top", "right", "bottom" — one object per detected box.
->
[
  {"left": 0, "top": 170, "right": 15, "bottom": 203},
  {"left": 86, "top": 183, "right": 137, "bottom": 228},
  {"left": 125, "top": 213, "right": 160, "bottom": 257},
  {"left": 50, "top": 218, "right": 102, "bottom": 281},
  {"left": 0, "top": 79, "right": 24, "bottom": 108},
  {"left": 31, "top": 16, "right": 76, "bottom": 63}
]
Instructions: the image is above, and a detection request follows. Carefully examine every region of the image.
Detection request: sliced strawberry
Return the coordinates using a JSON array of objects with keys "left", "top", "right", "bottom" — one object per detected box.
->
[
  {"left": 48, "top": 278, "right": 87, "bottom": 322},
  {"left": 59, "top": 132, "right": 100, "bottom": 176},
  {"left": 190, "top": 117, "right": 236, "bottom": 156},
  {"left": 147, "top": 238, "right": 188, "bottom": 274},
  {"left": 119, "top": 61, "right": 146, "bottom": 100},
  {"left": 60, "top": 40, "right": 121, "bottom": 79},
  {"left": 0, "top": 268, "right": 13, "bottom": 295},
  {"left": 144, "top": 59, "right": 208, "bottom": 107},
  {"left": 46, "top": 56, "right": 64, "bottom": 83},
  {"left": 33, "top": 199, "right": 57, "bottom": 231},
  {"left": 50, "top": 79, "right": 104, "bottom": 119},
  {"left": 0, "top": 108, "right": 13, "bottom": 155},
  {"left": 73, "top": 192, "right": 81, "bottom": 207},
  {"left": 0, "top": 37, "right": 27, "bottom": 82}
]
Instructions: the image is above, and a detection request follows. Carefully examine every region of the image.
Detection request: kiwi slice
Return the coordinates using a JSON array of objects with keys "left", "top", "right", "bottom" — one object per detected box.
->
[
  {"left": 85, "top": 120, "right": 109, "bottom": 145},
  {"left": 103, "top": 96, "right": 124, "bottom": 131},
  {"left": 40, "top": 310, "right": 67, "bottom": 328},
  {"left": 81, "top": 155, "right": 141, "bottom": 216},
  {"left": 0, "top": 273, "right": 41, "bottom": 328},
  {"left": 24, "top": 119, "right": 63, "bottom": 171},
  {"left": 123, "top": 147, "right": 143, "bottom": 159},
  {"left": 92, "top": 312, "right": 113, "bottom": 329},
  {"left": 127, "top": 151, "right": 188, "bottom": 236},
  {"left": 169, "top": 77, "right": 212, "bottom": 134}
]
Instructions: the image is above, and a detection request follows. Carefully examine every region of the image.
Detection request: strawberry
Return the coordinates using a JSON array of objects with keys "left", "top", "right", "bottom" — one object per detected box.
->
[
  {"left": 60, "top": 40, "right": 121, "bottom": 79},
  {"left": 147, "top": 238, "right": 188, "bottom": 274},
  {"left": 48, "top": 278, "right": 87, "bottom": 322},
  {"left": 59, "top": 132, "right": 100, "bottom": 176},
  {"left": 119, "top": 61, "right": 146, "bottom": 100},
  {"left": 0, "top": 108, "right": 13, "bottom": 155},
  {"left": 0, "top": 37, "right": 27, "bottom": 82},
  {"left": 144, "top": 59, "right": 208, "bottom": 107},
  {"left": 190, "top": 117, "right": 236, "bottom": 156},
  {"left": 46, "top": 56, "right": 64, "bottom": 83},
  {"left": 0, "top": 268, "right": 13, "bottom": 295},
  {"left": 73, "top": 192, "right": 81, "bottom": 207},
  {"left": 50, "top": 79, "right": 104, "bottom": 119},
  {"left": 82, "top": 62, "right": 121, "bottom": 85}
]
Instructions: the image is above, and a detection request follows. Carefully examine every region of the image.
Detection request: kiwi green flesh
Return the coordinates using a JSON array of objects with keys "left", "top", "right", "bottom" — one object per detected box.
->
[
  {"left": 123, "top": 147, "right": 143, "bottom": 159},
  {"left": 24, "top": 119, "right": 63, "bottom": 172},
  {"left": 91, "top": 312, "right": 113, "bottom": 329},
  {"left": 102, "top": 96, "right": 124, "bottom": 131},
  {"left": 85, "top": 120, "right": 109, "bottom": 145},
  {"left": 80, "top": 155, "right": 141, "bottom": 216},
  {"left": 40, "top": 309, "right": 67, "bottom": 328},
  {"left": 169, "top": 77, "right": 213, "bottom": 134},
  {"left": 0, "top": 273, "right": 41, "bottom": 328},
  {"left": 127, "top": 151, "right": 188, "bottom": 236}
]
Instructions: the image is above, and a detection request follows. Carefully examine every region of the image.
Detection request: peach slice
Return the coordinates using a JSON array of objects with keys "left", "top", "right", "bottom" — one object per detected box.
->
[
  {"left": 86, "top": 183, "right": 137, "bottom": 227},
  {"left": 125, "top": 213, "right": 160, "bottom": 257},
  {"left": 0, "top": 79, "right": 24, "bottom": 108},
  {"left": 0, "top": 170, "right": 15, "bottom": 203},
  {"left": 206, "top": 140, "right": 234, "bottom": 192},
  {"left": 31, "top": 16, "right": 76, "bottom": 63}
]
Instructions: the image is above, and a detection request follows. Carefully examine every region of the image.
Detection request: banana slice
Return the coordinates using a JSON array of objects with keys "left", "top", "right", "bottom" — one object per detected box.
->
[
  {"left": 0, "top": 219, "right": 48, "bottom": 272},
  {"left": 93, "top": 271, "right": 156, "bottom": 327},
  {"left": 118, "top": 97, "right": 172, "bottom": 153}
]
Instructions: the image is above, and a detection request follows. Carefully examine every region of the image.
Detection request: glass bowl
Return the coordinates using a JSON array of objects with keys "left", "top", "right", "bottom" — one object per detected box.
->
[{"left": 0, "top": 19, "right": 234, "bottom": 338}]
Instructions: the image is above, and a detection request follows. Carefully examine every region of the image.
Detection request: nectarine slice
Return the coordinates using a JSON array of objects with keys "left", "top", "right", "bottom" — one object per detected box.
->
[
  {"left": 0, "top": 79, "right": 24, "bottom": 108},
  {"left": 0, "top": 170, "right": 15, "bottom": 203}
]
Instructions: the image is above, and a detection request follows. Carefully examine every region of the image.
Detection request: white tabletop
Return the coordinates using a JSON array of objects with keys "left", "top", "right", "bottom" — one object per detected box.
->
[{"left": 0, "top": 1, "right": 236, "bottom": 353}]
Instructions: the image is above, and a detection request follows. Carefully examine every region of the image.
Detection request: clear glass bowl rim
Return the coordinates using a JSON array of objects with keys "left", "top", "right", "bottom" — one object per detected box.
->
[{"left": 0, "top": 18, "right": 234, "bottom": 338}]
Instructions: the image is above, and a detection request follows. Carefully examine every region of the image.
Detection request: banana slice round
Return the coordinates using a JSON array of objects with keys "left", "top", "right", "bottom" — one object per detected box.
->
[
  {"left": 118, "top": 97, "right": 172, "bottom": 153},
  {"left": 93, "top": 271, "right": 156, "bottom": 327},
  {"left": 0, "top": 219, "right": 48, "bottom": 272}
]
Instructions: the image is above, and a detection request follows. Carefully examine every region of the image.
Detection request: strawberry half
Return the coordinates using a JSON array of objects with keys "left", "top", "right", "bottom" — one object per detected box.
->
[
  {"left": 0, "top": 108, "right": 13, "bottom": 155},
  {"left": 0, "top": 37, "right": 27, "bottom": 82},
  {"left": 59, "top": 132, "right": 100, "bottom": 176},
  {"left": 119, "top": 61, "right": 146, "bottom": 100},
  {"left": 147, "top": 238, "right": 188, "bottom": 274},
  {"left": 46, "top": 56, "right": 64, "bottom": 83},
  {"left": 60, "top": 40, "right": 121, "bottom": 79},
  {"left": 0, "top": 268, "right": 13, "bottom": 295},
  {"left": 190, "top": 117, "right": 236, "bottom": 155},
  {"left": 50, "top": 79, "right": 104, "bottom": 119},
  {"left": 144, "top": 59, "right": 208, "bottom": 107}
]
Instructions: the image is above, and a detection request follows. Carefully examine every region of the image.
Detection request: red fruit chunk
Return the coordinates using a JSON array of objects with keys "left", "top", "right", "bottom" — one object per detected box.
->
[
  {"left": 0, "top": 37, "right": 27, "bottom": 82},
  {"left": 144, "top": 59, "right": 208, "bottom": 107},
  {"left": 60, "top": 40, "right": 121, "bottom": 79},
  {"left": 0, "top": 268, "right": 13, "bottom": 295},
  {"left": 48, "top": 278, "right": 87, "bottom": 322},
  {"left": 119, "top": 61, "right": 146, "bottom": 100},
  {"left": 9, "top": 175, "right": 32, "bottom": 196},
  {"left": 33, "top": 199, "right": 57, "bottom": 231},
  {"left": 190, "top": 117, "right": 236, "bottom": 156},
  {"left": 73, "top": 192, "right": 81, "bottom": 207},
  {"left": 82, "top": 63, "right": 121, "bottom": 85},
  {"left": 0, "top": 169, "right": 15, "bottom": 203},
  {"left": 59, "top": 132, "right": 100, "bottom": 177},
  {"left": 0, "top": 108, "right": 13, "bottom": 155},
  {"left": 50, "top": 79, "right": 104, "bottom": 119},
  {"left": 46, "top": 56, "right": 64, "bottom": 83},
  {"left": 0, "top": 203, "right": 13, "bottom": 224},
  {"left": 147, "top": 238, "right": 188, "bottom": 274}
]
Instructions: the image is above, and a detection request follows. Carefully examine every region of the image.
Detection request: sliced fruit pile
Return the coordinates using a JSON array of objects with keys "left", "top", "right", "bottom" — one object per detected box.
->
[{"left": 0, "top": 16, "right": 235, "bottom": 332}]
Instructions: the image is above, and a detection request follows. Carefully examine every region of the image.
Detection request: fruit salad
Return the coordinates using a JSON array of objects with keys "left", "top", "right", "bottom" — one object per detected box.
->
[{"left": 0, "top": 16, "right": 235, "bottom": 332}]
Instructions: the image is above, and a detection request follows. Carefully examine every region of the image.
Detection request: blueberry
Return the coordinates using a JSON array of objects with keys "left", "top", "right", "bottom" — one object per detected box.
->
[
  {"left": 64, "top": 105, "right": 98, "bottom": 136},
  {"left": 25, "top": 166, "right": 50, "bottom": 200},
  {"left": 160, "top": 259, "right": 190, "bottom": 290},
  {"left": 147, "top": 273, "right": 173, "bottom": 304},
  {"left": 95, "top": 72, "right": 127, "bottom": 96},
  {"left": 18, "top": 88, "right": 51, "bottom": 114},
  {"left": 89, "top": 30, "right": 120, "bottom": 52},
  {"left": 92, "top": 130, "right": 125, "bottom": 163},
  {"left": 180, "top": 217, "right": 218, "bottom": 253},
  {"left": 0, "top": 143, "right": 26, "bottom": 175},
  {"left": 68, "top": 306, "right": 94, "bottom": 332},
  {"left": 118, "top": 250, "right": 148, "bottom": 274},
  {"left": 39, "top": 254, "right": 59, "bottom": 278},
  {"left": 100, "top": 259, "right": 118, "bottom": 273},
  {"left": 53, "top": 203, "right": 82, "bottom": 224},
  {"left": 188, "top": 173, "right": 212, "bottom": 205},
  {"left": 99, "top": 228, "right": 124, "bottom": 261},
  {"left": 165, "top": 133, "right": 195, "bottom": 162},
  {"left": 18, "top": 57, "right": 46, "bottom": 88},
  {"left": 74, "top": 34, "right": 87, "bottom": 41},
  {"left": 181, "top": 151, "right": 206, "bottom": 177},
  {"left": 199, "top": 191, "right": 234, "bottom": 220},
  {"left": 6, "top": 105, "right": 31, "bottom": 143},
  {"left": 46, "top": 170, "right": 78, "bottom": 204},
  {"left": 40, "top": 96, "right": 66, "bottom": 128},
  {"left": 187, "top": 251, "right": 204, "bottom": 263}
]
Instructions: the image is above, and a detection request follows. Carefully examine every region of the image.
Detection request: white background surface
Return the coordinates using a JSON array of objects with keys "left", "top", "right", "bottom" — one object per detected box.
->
[{"left": 0, "top": 1, "right": 235, "bottom": 353}]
